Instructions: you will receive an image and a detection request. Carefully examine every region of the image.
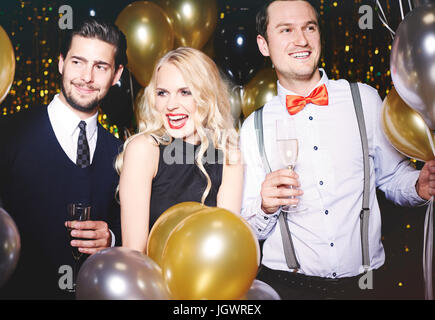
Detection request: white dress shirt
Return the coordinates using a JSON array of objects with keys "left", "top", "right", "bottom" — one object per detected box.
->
[
  {"left": 240, "top": 69, "right": 424, "bottom": 278},
  {"left": 47, "top": 94, "right": 115, "bottom": 246},
  {"left": 47, "top": 94, "right": 98, "bottom": 164}
]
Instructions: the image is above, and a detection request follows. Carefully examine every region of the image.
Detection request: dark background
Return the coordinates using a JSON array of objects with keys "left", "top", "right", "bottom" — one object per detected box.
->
[{"left": 0, "top": 0, "right": 431, "bottom": 299}]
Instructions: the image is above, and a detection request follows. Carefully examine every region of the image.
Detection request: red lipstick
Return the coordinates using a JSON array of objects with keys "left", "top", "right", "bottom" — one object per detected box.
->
[{"left": 166, "top": 113, "right": 188, "bottom": 129}]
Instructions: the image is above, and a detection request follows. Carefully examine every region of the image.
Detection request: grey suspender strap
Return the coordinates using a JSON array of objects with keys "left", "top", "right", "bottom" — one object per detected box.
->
[
  {"left": 254, "top": 82, "right": 370, "bottom": 272},
  {"left": 350, "top": 82, "right": 371, "bottom": 271},
  {"left": 254, "top": 106, "right": 300, "bottom": 270},
  {"left": 254, "top": 107, "right": 272, "bottom": 173}
]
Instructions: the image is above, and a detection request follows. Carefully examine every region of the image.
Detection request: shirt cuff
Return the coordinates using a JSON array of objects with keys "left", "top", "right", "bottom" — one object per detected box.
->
[
  {"left": 411, "top": 170, "right": 430, "bottom": 205},
  {"left": 252, "top": 196, "right": 280, "bottom": 239}
]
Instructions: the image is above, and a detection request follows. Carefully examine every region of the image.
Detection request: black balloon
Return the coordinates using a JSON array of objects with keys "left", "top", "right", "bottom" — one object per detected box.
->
[
  {"left": 100, "top": 69, "right": 136, "bottom": 140},
  {"left": 214, "top": 8, "right": 265, "bottom": 85}
]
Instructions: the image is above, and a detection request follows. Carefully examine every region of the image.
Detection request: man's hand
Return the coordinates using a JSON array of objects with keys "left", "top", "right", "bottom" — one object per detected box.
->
[
  {"left": 260, "top": 168, "right": 303, "bottom": 214},
  {"left": 416, "top": 160, "right": 435, "bottom": 200},
  {"left": 65, "top": 220, "right": 112, "bottom": 255}
]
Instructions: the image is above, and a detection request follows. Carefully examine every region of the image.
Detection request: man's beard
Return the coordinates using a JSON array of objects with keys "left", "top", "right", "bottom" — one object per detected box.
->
[{"left": 61, "top": 80, "right": 101, "bottom": 113}]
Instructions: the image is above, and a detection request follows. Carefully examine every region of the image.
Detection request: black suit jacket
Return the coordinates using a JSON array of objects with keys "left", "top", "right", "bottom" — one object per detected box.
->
[{"left": 0, "top": 106, "right": 122, "bottom": 299}]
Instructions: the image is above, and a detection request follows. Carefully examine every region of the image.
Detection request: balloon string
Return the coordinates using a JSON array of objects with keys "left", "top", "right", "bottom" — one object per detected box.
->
[
  {"left": 426, "top": 126, "right": 435, "bottom": 155},
  {"left": 238, "top": 85, "right": 245, "bottom": 125},
  {"left": 408, "top": 0, "right": 413, "bottom": 11},
  {"left": 128, "top": 70, "right": 135, "bottom": 115},
  {"left": 423, "top": 127, "right": 435, "bottom": 300},
  {"left": 398, "top": 0, "right": 405, "bottom": 20},
  {"left": 423, "top": 197, "right": 434, "bottom": 300},
  {"left": 375, "top": 0, "right": 396, "bottom": 39}
]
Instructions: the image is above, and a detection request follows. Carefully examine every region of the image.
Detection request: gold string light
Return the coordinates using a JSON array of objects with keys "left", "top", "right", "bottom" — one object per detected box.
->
[
  {"left": 0, "top": 1, "right": 120, "bottom": 136},
  {"left": 0, "top": 0, "right": 399, "bottom": 120}
]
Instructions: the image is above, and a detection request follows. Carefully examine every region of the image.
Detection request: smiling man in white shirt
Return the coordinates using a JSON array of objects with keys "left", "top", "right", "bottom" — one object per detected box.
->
[
  {"left": 0, "top": 18, "right": 126, "bottom": 299},
  {"left": 240, "top": 0, "right": 435, "bottom": 300}
]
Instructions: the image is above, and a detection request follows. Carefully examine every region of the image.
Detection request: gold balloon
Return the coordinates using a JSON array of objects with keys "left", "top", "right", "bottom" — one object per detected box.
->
[
  {"left": 116, "top": 1, "right": 174, "bottom": 87},
  {"left": 0, "top": 26, "right": 15, "bottom": 104},
  {"left": 382, "top": 87, "right": 435, "bottom": 161},
  {"left": 157, "top": 0, "right": 218, "bottom": 49},
  {"left": 147, "top": 201, "right": 206, "bottom": 267},
  {"left": 162, "top": 207, "right": 260, "bottom": 300},
  {"left": 242, "top": 67, "right": 277, "bottom": 118}
]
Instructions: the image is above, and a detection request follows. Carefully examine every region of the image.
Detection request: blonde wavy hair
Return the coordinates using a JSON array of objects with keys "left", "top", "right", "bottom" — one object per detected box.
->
[{"left": 116, "top": 47, "right": 239, "bottom": 204}]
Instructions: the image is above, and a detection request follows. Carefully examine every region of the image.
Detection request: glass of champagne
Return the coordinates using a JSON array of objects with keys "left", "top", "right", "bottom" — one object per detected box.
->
[
  {"left": 66, "top": 203, "right": 91, "bottom": 292},
  {"left": 276, "top": 118, "right": 305, "bottom": 213}
]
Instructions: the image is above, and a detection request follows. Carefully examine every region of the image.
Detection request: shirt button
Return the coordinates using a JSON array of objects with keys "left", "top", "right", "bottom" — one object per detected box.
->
[
  {"left": 314, "top": 146, "right": 318, "bottom": 151},
  {"left": 264, "top": 216, "right": 269, "bottom": 220},
  {"left": 325, "top": 210, "right": 329, "bottom": 215},
  {"left": 332, "top": 272, "right": 337, "bottom": 277},
  {"left": 309, "top": 116, "right": 313, "bottom": 120},
  {"left": 258, "top": 228, "right": 262, "bottom": 232},
  {"left": 319, "top": 181, "right": 324, "bottom": 185},
  {"left": 330, "top": 243, "right": 334, "bottom": 247}
]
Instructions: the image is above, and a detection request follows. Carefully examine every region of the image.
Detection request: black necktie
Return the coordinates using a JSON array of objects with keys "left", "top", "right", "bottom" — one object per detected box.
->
[{"left": 76, "top": 120, "right": 90, "bottom": 168}]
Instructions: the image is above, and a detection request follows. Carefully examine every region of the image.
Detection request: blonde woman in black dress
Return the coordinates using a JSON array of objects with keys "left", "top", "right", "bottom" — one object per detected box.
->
[{"left": 116, "top": 47, "right": 243, "bottom": 254}]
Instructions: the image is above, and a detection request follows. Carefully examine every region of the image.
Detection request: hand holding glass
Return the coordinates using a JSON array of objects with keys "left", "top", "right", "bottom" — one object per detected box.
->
[
  {"left": 276, "top": 119, "right": 305, "bottom": 213},
  {"left": 66, "top": 203, "right": 91, "bottom": 292}
]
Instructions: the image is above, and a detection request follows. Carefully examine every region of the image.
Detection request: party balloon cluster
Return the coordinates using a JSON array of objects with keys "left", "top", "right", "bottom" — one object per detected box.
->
[
  {"left": 158, "top": 206, "right": 259, "bottom": 300},
  {"left": 76, "top": 202, "right": 280, "bottom": 300},
  {"left": 383, "top": 1, "right": 435, "bottom": 301},
  {"left": 0, "top": 1, "right": 273, "bottom": 126},
  {"left": 383, "top": 2, "right": 435, "bottom": 161},
  {"left": 113, "top": 0, "right": 272, "bottom": 125},
  {"left": 115, "top": 0, "right": 218, "bottom": 87}
]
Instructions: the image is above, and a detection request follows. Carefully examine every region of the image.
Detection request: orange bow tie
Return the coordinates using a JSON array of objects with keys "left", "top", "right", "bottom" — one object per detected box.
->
[{"left": 286, "top": 84, "right": 329, "bottom": 115}]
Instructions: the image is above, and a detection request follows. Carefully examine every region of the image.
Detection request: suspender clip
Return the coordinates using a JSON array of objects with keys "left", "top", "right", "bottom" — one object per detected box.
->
[{"left": 360, "top": 208, "right": 370, "bottom": 219}]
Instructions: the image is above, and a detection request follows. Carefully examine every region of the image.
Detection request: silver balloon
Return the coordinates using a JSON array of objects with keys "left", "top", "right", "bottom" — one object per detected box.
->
[
  {"left": 390, "top": 3, "right": 435, "bottom": 128},
  {"left": 76, "top": 247, "right": 171, "bottom": 300},
  {"left": 0, "top": 208, "right": 21, "bottom": 288},
  {"left": 242, "top": 280, "right": 281, "bottom": 300}
]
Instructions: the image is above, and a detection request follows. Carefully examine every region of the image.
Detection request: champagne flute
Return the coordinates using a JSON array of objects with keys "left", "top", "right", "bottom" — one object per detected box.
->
[
  {"left": 276, "top": 118, "right": 305, "bottom": 213},
  {"left": 66, "top": 203, "right": 91, "bottom": 292}
]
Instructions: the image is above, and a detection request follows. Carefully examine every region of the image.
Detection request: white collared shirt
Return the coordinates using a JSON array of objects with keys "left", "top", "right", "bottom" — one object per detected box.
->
[
  {"left": 47, "top": 94, "right": 98, "bottom": 164},
  {"left": 240, "top": 69, "right": 424, "bottom": 278},
  {"left": 47, "top": 94, "right": 115, "bottom": 246}
]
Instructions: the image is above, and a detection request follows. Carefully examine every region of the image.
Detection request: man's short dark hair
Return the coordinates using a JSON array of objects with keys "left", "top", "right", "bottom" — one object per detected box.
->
[
  {"left": 256, "top": 0, "right": 320, "bottom": 41},
  {"left": 60, "top": 18, "right": 127, "bottom": 70}
]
